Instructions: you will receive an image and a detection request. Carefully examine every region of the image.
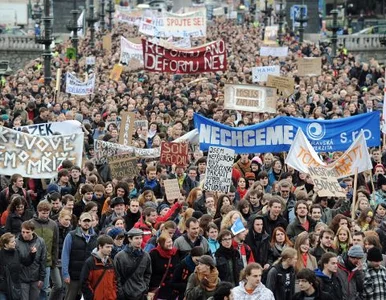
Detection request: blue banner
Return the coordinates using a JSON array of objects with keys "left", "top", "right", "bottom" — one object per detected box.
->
[{"left": 194, "top": 113, "right": 380, "bottom": 154}]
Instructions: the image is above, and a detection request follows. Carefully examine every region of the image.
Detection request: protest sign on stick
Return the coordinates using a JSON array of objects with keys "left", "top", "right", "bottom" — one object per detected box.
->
[
  {"left": 110, "top": 64, "right": 124, "bottom": 81},
  {"left": 160, "top": 141, "right": 189, "bottom": 166},
  {"left": 252, "top": 66, "right": 280, "bottom": 82},
  {"left": 103, "top": 33, "right": 112, "bottom": 51},
  {"left": 164, "top": 179, "right": 181, "bottom": 201},
  {"left": 297, "top": 57, "right": 322, "bottom": 76},
  {"left": 65, "top": 72, "right": 95, "bottom": 95},
  {"left": 119, "top": 112, "right": 135, "bottom": 146},
  {"left": 203, "top": 146, "right": 235, "bottom": 193},
  {"left": 308, "top": 166, "right": 346, "bottom": 198},
  {"left": 224, "top": 84, "right": 277, "bottom": 113},
  {"left": 266, "top": 75, "right": 295, "bottom": 98},
  {"left": 108, "top": 154, "right": 138, "bottom": 180}
]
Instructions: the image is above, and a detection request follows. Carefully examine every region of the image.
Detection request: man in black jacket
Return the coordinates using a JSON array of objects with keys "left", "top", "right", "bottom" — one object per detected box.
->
[
  {"left": 262, "top": 197, "right": 288, "bottom": 237},
  {"left": 286, "top": 200, "right": 317, "bottom": 242}
]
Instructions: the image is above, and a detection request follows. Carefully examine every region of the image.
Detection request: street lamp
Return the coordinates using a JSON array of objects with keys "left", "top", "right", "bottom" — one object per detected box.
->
[
  {"left": 295, "top": 5, "right": 308, "bottom": 43},
  {"left": 35, "top": 0, "right": 53, "bottom": 86},
  {"left": 86, "top": 0, "right": 99, "bottom": 48},
  {"left": 66, "top": 0, "right": 82, "bottom": 60},
  {"left": 331, "top": 0, "right": 339, "bottom": 57},
  {"left": 277, "top": 0, "right": 286, "bottom": 46},
  {"left": 99, "top": 0, "right": 106, "bottom": 32},
  {"left": 106, "top": 0, "right": 115, "bottom": 31},
  {"left": 261, "top": 0, "right": 273, "bottom": 40}
]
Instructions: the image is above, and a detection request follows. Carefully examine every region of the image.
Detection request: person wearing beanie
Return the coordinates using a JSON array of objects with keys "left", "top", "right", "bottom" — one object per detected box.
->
[
  {"left": 245, "top": 172, "right": 256, "bottom": 188},
  {"left": 107, "top": 227, "right": 125, "bottom": 259},
  {"left": 375, "top": 174, "right": 386, "bottom": 205},
  {"left": 362, "top": 247, "right": 386, "bottom": 299},
  {"left": 336, "top": 245, "right": 365, "bottom": 299}
]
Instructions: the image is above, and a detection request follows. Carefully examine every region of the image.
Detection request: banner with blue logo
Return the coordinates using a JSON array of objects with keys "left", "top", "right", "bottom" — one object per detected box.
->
[{"left": 194, "top": 112, "right": 380, "bottom": 154}]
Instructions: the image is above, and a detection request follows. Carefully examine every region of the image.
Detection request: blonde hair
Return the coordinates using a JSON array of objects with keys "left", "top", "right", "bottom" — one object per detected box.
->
[
  {"left": 334, "top": 226, "right": 352, "bottom": 249},
  {"left": 178, "top": 208, "right": 194, "bottom": 233},
  {"left": 220, "top": 210, "right": 245, "bottom": 231}
]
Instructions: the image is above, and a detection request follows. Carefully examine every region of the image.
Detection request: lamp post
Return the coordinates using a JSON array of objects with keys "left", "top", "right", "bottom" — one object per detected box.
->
[
  {"left": 86, "top": 0, "right": 99, "bottom": 48},
  {"left": 262, "top": 0, "right": 273, "bottom": 40},
  {"left": 277, "top": 0, "right": 286, "bottom": 45},
  {"left": 35, "top": 0, "right": 53, "bottom": 86},
  {"left": 66, "top": 0, "right": 82, "bottom": 60},
  {"left": 106, "top": 0, "right": 115, "bottom": 31},
  {"left": 99, "top": 0, "right": 106, "bottom": 32},
  {"left": 331, "top": 0, "right": 339, "bottom": 57},
  {"left": 295, "top": 5, "right": 308, "bottom": 43}
]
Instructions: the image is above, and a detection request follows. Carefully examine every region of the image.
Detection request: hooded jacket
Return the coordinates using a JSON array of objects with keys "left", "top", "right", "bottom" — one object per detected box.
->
[
  {"left": 315, "top": 269, "right": 343, "bottom": 300},
  {"left": 336, "top": 253, "right": 364, "bottom": 299},
  {"left": 114, "top": 245, "right": 152, "bottom": 300},
  {"left": 376, "top": 221, "right": 386, "bottom": 254},
  {"left": 245, "top": 215, "right": 270, "bottom": 266},
  {"left": 232, "top": 281, "right": 275, "bottom": 300},
  {"left": 80, "top": 250, "right": 119, "bottom": 300},
  {"left": 286, "top": 215, "right": 317, "bottom": 242}
]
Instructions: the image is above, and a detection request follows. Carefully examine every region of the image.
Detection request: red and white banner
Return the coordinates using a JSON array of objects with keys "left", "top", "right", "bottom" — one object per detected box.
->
[{"left": 142, "top": 39, "right": 227, "bottom": 74}]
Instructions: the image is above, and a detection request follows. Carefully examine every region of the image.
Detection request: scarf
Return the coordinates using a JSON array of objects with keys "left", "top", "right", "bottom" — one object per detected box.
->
[
  {"left": 301, "top": 253, "right": 308, "bottom": 267},
  {"left": 195, "top": 267, "right": 219, "bottom": 291},
  {"left": 154, "top": 245, "right": 177, "bottom": 259}
]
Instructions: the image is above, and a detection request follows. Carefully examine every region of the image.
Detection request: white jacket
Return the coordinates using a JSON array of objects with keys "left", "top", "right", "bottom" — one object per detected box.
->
[{"left": 232, "top": 281, "right": 275, "bottom": 300}]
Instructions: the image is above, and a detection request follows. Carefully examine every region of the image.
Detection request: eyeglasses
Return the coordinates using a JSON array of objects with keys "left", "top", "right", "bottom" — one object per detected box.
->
[{"left": 222, "top": 237, "right": 232, "bottom": 242}]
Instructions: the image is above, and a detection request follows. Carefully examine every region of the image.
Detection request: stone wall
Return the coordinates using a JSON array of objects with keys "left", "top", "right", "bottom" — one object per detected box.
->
[
  {"left": 52, "top": 0, "right": 86, "bottom": 34},
  {"left": 0, "top": 50, "right": 42, "bottom": 71}
]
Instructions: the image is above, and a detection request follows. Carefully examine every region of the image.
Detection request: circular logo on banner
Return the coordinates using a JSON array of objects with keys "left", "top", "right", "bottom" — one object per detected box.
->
[{"left": 306, "top": 123, "right": 326, "bottom": 140}]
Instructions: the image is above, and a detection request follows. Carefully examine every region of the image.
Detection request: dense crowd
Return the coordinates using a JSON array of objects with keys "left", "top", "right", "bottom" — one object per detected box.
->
[{"left": 0, "top": 5, "right": 386, "bottom": 300}]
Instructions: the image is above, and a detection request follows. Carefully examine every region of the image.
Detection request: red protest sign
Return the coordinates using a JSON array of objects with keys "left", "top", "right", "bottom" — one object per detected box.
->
[
  {"left": 160, "top": 142, "right": 189, "bottom": 166},
  {"left": 142, "top": 39, "right": 227, "bottom": 74}
]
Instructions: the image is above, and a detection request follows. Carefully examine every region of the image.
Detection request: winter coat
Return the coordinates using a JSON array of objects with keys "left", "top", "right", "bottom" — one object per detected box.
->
[
  {"left": 16, "top": 233, "right": 46, "bottom": 283},
  {"left": 0, "top": 248, "right": 35, "bottom": 299},
  {"left": 30, "top": 216, "right": 59, "bottom": 267},
  {"left": 376, "top": 221, "right": 386, "bottom": 254},
  {"left": 315, "top": 269, "right": 343, "bottom": 300},
  {"left": 214, "top": 246, "right": 244, "bottom": 286},
  {"left": 134, "top": 218, "right": 155, "bottom": 249},
  {"left": 185, "top": 272, "right": 220, "bottom": 300},
  {"left": 149, "top": 248, "right": 180, "bottom": 300},
  {"left": 362, "top": 263, "right": 386, "bottom": 300},
  {"left": 124, "top": 210, "right": 141, "bottom": 231},
  {"left": 245, "top": 229, "right": 270, "bottom": 267},
  {"left": 262, "top": 213, "right": 288, "bottom": 237},
  {"left": 171, "top": 255, "right": 197, "bottom": 300},
  {"left": 173, "top": 234, "right": 209, "bottom": 259},
  {"left": 293, "top": 290, "right": 334, "bottom": 300},
  {"left": 80, "top": 251, "right": 119, "bottom": 300},
  {"left": 321, "top": 199, "right": 351, "bottom": 224},
  {"left": 56, "top": 220, "right": 72, "bottom": 262},
  {"left": 310, "top": 245, "right": 336, "bottom": 264},
  {"left": 5, "top": 210, "right": 34, "bottom": 235},
  {"left": 286, "top": 216, "right": 317, "bottom": 242},
  {"left": 232, "top": 281, "right": 275, "bottom": 300},
  {"left": 266, "top": 263, "right": 296, "bottom": 300},
  {"left": 336, "top": 253, "right": 364, "bottom": 300},
  {"left": 114, "top": 245, "right": 152, "bottom": 300}
]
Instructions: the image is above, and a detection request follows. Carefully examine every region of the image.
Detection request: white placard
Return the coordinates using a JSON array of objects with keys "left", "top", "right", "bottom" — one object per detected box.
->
[
  {"left": 260, "top": 46, "right": 288, "bottom": 57},
  {"left": 252, "top": 65, "right": 280, "bottom": 82},
  {"left": 65, "top": 72, "right": 95, "bottom": 95},
  {"left": 14, "top": 120, "right": 83, "bottom": 137},
  {"left": 203, "top": 146, "right": 235, "bottom": 193},
  {"left": 120, "top": 36, "right": 144, "bottom": 65}
]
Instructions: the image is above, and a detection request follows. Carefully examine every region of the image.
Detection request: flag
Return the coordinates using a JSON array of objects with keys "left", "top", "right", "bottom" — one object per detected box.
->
[
  {"left": 231, "top": 217, "right": 245, "bottom": 235},
  {"left": 382, "top": 70, "right": 386, "bottom": 133},
  {"left": 286, "top": 128, "right": 373, "bottom": 178}
]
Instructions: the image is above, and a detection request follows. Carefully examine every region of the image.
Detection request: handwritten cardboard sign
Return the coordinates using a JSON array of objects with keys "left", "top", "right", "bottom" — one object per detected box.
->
[
  {"left": 119, "top": 112, "right": 135, "bottom": 146},
  {"left": 308, "top": 166, "right": 346, "bottom": 198},
  {"left": 297, "top": 57, "right": 322, "bottom": 76},
  {"left": 160, "top": 141, "right": 189, "bottom": 166},
  {"left": 164, "top": 179, "right": 181, "bottom": 200},
  {"left": 266, "top": 75, "right": 295, "bottom": 98},
  {"left": 108, "top": 154, "right": 138, "bottom": 180}
]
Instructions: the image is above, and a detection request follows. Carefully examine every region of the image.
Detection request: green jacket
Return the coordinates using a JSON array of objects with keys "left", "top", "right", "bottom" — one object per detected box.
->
[{"left": 31, "top": 217, "right": 59, "bottom": 267}]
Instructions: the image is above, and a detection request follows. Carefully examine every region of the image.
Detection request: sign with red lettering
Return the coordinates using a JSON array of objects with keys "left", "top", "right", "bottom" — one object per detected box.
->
[
  {"left": 142, "top": 39, "right": 227, "bottom": 74},
  {"left": 160, "top": 141, "right": 189, "bottom": 166}
]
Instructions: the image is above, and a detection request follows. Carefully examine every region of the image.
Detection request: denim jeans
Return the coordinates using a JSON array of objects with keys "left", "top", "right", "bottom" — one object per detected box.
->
[
  {"left": 49, "top": 266, "right": 64, "bottom": 300},
  {"left": 0, "top": 291, "right": 7, "bottom": 300}
]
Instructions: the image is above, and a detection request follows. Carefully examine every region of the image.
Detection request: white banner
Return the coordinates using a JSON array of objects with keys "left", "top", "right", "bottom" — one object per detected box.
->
[
  {"left": 204, "top": 146, "right": 234, "bottom": 193},
  {"left": 94, "top": 140, "right": 161, "bottom": 164},
  {"left": 120, "top": 36, "right": 144, "bottom": 65},
  {"left": 115, "top": 7, "right": 143, "bottom": 25},
  {"left": 260, "top": 46, "right": 288, "bottom": 57},
  {"left": 65, "top": 73, "right": 95, "bottom": 95},
  {"left": 14, "top": 120, "right": 83, "bottom": 137},
  {"left": 213, "top": 7, "right": 225, "bottom": 16},
  {"left": 157, "top": 37, "right": 192, "bottom": 49},
  {"left": 285, "top": 129, "right": 373, "bottom": 178},
  {"left": 163, "top": 9, "right": 206, "bottom": 37},
  {"left": 0, "top": 126, "right": 83, "bottom": 178},
  {"left": 224, "top": 84, "right": 277, "bottom": 113},
  {"left": 252, "top": 65, "right": 280, "bottom": 82}
]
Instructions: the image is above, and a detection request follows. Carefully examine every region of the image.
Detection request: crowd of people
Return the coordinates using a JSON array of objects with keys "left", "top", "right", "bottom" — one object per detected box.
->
[{"left": 0, "top": 4, "right": 386, "bottom": 300}]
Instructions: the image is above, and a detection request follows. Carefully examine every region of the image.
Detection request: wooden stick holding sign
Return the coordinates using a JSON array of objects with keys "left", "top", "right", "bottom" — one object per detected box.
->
[{"left": 351, "top": 168, "right": 358, "bottom": 220}]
